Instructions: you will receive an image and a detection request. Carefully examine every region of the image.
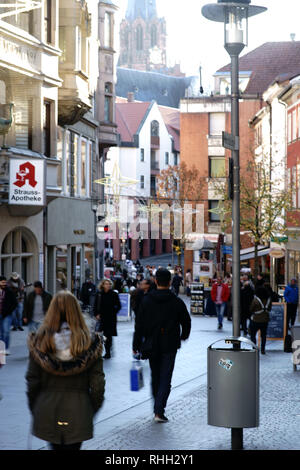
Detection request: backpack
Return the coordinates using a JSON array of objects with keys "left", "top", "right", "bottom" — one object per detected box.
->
[{"left": 251, "top": 296, "right": 271, "bottom": 322}]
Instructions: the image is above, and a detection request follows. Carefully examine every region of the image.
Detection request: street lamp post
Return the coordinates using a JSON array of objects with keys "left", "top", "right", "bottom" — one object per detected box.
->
[{"left": 202, "top": 0, "right": 267, "bottom": 450}]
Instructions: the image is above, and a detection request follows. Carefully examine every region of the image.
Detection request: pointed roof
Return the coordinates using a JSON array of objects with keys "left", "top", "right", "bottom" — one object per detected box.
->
[
  {"left": 216, "top": 42, "right": 300, "bottom": 95},
  {"left": 126, "top": 0, "right": 157, "bottom": 21},
  {"left": 116, "top": 101, "right": 153, "bottom": 143}
]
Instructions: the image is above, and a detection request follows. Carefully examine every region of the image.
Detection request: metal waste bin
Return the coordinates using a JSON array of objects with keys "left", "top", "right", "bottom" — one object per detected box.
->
[
  {"left": 208, "top": 337, "right": 259, "bottom": 428},
  {"left": 291, "top": 325, "right": 300, "bottom": 371}
]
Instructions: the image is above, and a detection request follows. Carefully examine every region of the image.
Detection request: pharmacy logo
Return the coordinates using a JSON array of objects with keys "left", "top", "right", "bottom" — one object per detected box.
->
[{"left": 14, "top": 162, "right": 38, "bottom": 188}]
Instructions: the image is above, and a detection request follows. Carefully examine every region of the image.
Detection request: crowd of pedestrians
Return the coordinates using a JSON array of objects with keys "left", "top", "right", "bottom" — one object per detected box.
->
[{"left": 0, "top": 261, "right": 299, "bottom": 449}]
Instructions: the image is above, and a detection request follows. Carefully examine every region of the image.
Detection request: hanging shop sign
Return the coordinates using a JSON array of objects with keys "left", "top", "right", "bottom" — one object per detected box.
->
[{"left": 9, "top": 158, "right": 45, "bottom": 206}]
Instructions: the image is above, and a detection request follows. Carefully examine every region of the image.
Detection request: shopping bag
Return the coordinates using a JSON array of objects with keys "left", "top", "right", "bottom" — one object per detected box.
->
[{"left": 130, "top": 361, "right": 144, "bottom": 391}]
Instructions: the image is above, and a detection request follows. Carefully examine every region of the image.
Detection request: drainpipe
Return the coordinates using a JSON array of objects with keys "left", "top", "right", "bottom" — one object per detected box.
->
[{"left": 278, "top": 96, "right": 288, "bottom": 288}]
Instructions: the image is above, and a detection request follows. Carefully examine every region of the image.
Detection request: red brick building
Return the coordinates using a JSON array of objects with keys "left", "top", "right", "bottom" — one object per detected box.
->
[{"left": 180, "top": 42, "right": 300, "bottom": 279}]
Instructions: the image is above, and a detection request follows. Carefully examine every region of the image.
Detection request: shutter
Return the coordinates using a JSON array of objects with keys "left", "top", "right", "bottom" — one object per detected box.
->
[
  {"left": 14, "top": 87, "right": 32, "bottom": 149},
  {"left": 209, "top": 113, "right": 225, "bottom": 136}
]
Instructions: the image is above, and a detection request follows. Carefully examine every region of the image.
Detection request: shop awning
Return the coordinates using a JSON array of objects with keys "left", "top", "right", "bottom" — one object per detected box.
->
[{"left": 228, "top": 246, "right": 270, "bottom": 261}]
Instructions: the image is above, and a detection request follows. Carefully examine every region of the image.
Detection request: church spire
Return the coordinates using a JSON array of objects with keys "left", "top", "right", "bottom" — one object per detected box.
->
[{"left": 126, "top": 0, "right": 157, "bottom": 21}]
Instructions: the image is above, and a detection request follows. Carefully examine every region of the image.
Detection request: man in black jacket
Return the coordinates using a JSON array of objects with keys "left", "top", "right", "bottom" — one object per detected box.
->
[
  {"left": 0, "top": 276, "right": 18, "bottom": 354},
  {"left": 133, "top": 268, "right": 191, "bottom": 423},
  {"left": 23, "top": 282, "right": 52, "bottom": 332}
]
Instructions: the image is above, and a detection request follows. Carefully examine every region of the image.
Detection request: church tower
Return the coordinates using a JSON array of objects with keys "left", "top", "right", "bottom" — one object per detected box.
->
[{"left": 119, "top": 0, "right": 167, "bottom": 72}]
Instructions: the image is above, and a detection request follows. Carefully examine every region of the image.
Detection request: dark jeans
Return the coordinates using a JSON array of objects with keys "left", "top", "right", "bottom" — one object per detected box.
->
[
  {"left": 49, "top": 442, "right": 82, "bottom": 451},
  {"left": 287, "top": 303, "right": 297, "bottom": 328},
  {"left": 149, "top": 351, "right": 177, "bottom": 416},
  {"left": 241, "top": 316, "right": 248, "bottom": 335},
  {"left": 250, "top": 320, "right": 268, "bottom": 352}
]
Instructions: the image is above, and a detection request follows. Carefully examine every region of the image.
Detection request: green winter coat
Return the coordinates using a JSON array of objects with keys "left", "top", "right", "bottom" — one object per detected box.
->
[{"left": 25, "top": 332, "right": 105, "bottom": 445}]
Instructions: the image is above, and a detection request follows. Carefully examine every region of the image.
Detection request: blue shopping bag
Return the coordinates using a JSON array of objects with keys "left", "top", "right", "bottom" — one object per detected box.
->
[{"left": 130, "top": 361, "right": 144, "bottom": 391}]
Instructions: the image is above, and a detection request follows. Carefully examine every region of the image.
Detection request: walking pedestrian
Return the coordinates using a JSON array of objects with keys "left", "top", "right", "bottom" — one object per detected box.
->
[
  {"left": 185, "top": 269, "right": 192, "bottom": 297},
  {"left": 7, "top": 273, "right": 25, "bottom": 331},
  {"left": 211, "top": 277, "right": 230, "bottom": 330},
  {"left": 284, "top": 278, "right": 299, "bottom": 329},
  {"left": 171, "top": 271, "right": 183, "bottom": 296},
  {"left": 240, "top": 277, "right": 254, "bottom": 336},
  {"left": 249, "top": 286, "right": 272, "bottom": 355},
  {"left": 94, "top": 279, "right": 121, "bottom": 359},
  {"left": 80, "top": 278, "right": 96, "bottom": 310},
  {"left": 0, "top": 276, "right": 17, "bottom": 355},
  {"left": 131, "top": 279, "right": 152, "bottom": 318},
  {"left": 25, "top": 291, "right": 105, "bottom": 450},
  {"left": 23, "top": 282, "right": 52, "bottom": 332},
  {"left": 132, "top": 268, "right": 191, "bottom": 423}
]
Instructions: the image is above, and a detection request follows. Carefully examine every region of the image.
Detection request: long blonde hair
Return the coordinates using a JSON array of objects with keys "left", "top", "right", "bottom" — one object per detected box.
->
[{"left": 35, "top": 291, "right": 91, "bottom": 356}]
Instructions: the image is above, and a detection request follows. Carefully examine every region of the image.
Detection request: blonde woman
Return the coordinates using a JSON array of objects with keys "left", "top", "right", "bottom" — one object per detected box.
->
[
  {"left": 94, "top": 279, "right": 121, "bottom": 359},
  {"left": 25, "top": 291, "right": 105, "bottom": 450}
]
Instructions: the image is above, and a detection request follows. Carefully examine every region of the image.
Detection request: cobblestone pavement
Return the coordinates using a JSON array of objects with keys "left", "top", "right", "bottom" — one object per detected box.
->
[{"left": 0, "top": 296, "right": 299, "bottom": 450}]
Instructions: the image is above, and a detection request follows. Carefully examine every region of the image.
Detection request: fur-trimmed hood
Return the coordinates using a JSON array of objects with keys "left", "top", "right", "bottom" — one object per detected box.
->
[{"left": 27, "top": 332, "right": 103, "bottom": 377}]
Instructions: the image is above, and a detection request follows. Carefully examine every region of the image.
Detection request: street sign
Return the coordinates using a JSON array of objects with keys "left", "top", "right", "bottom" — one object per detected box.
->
[
  {"left": 222, "top": 245, "right": 233, "bottom": 255},
  {"left": 222, "top": 132, "right": 239, "bottom": 151}
]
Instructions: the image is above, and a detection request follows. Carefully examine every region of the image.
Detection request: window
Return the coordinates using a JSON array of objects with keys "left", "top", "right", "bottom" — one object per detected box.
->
[
  {"left": 140, "top": 175, "right": 145, "bottom": 189},
  {"left": 104, "top": 82, "right": 113, "bottom": 122},
  {"left": 104, "top": 12, "right": 113, "bottom": 48},
  {"left": 136, "top": 25, "right": 143, "bottom": 51},
  {"left": 209, "top": 113, "right": 225, "bottom": 136},
  {"left": 209, "top": 201, "right": 221, "bottom": 222},
  {"left": 298, "top": 164, "right": 300, "bottom": 209},
  {"left": 14, "top": 91, "right": 32, "bottom": 150},
  {"left": 73, "top": 134, "right": 79, "bottom": 196},
  {"left": 209, "top": 157, "right": 226, "bottom": 178},
  {"left": 44, "top": 0, "right": 52, "bottom": 44},
  {"left": 255, "top": 123, "right": 262, "bottom": 147},
  {"left": 140, "top": 148, "right": 145, "bottom": 162},
  {"left": 174, "top": 153, "right": 178, "bottom": 166},
  {"left": 151, "top": 120, "right": 159, "bottom": 137},
  {"left": 76, "top": 26, "right": 82, "bottom": 70},
  {"left": 288, "top": 113, "right": 292, "bottom": 143},
  {"left": 151, "top": 24, "right": 157, "bottom": 47},
  {"left": 165, "top": 152, "right": 169, "bottom": 165},
  {"left": 298, "top": 107, "right": 300, "bottom": 139},
  {"left": 43, "top": 101, "right": 51, "bottom": 157},
  {"left": 81, "top": 139, "right": 87, "bottom": 197},
  {"left": 292, "top": 110, "right": 297, "bottom": 141},
  {"left": 292, "top": 166, "right": 297, "bottom": 208},
  {"left": 0, "top": 80, "right": 6, "bottom": 104}
]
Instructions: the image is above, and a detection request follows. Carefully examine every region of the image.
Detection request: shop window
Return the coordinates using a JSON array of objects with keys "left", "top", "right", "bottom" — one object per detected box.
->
[{"left": 0, "top": 228, "right": 36, "bottom": 283}]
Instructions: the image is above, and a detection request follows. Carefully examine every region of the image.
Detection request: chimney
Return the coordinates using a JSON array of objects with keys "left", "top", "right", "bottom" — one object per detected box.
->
[{"left": 127, "top": 92, "right": 134, "bottom": 102}]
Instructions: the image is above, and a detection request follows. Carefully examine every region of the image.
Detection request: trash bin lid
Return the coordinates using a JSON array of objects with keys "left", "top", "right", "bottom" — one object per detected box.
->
[{"left": 208, "top": 336, "right": 258, "bottom": 351}]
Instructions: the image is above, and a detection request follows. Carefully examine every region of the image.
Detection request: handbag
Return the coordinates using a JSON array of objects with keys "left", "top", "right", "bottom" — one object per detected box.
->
[{"left": 130, "top": 361, "right": 144, "bottom": 391}]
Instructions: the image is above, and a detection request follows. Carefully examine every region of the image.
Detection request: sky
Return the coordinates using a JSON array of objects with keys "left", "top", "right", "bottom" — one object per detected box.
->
[{"left": 115, "top": 0, "right": 300, "bottom": 90}]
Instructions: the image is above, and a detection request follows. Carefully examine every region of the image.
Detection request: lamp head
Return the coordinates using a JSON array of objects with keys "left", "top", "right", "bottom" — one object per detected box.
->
[{"left": 202, "top": 0, "right": 267, "bottom": 52}]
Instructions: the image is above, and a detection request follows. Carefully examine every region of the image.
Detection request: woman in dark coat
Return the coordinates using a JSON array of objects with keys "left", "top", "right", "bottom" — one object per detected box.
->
[
  {"left": 94, "top": 279, "right": 121, "bottom": 359},
  {"left": 25, "top": 291, "right": 105, "bottom": 450}
]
